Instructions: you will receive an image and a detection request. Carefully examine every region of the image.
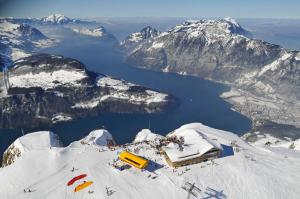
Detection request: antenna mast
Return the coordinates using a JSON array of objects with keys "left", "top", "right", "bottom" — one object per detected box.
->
[
  {"left": 148, "top": 119, "right": 151, "bottom": 130},
  {"left": 21, "top": 128, "right": 25, "bottom": 136}
]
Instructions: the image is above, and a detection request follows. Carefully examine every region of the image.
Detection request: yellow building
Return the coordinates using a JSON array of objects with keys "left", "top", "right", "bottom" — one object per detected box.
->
[{"left": 119, "top": 151, "right": 149, "bottom": 169}]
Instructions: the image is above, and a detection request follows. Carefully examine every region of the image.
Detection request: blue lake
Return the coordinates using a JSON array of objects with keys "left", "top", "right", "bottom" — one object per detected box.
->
[{"left": 0, "top": 33, "right": 252, "bottom": 161}]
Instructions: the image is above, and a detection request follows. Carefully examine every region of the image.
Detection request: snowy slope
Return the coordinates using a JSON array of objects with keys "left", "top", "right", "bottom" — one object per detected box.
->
[
  {"left": 94, "top": 76, "right": 169, "bottom": 106},
  {"left": 0, "top": 123, "right": 300, "bottom": 199},
  {"left": 121, "top": 26, "right": 160, "bottom": 44},
  {"left": 134, "top": 129, "right": 164, "bottom": 143},
  {"left": 2, "top": 131, "right": 61, "bottom": 166},
  {"left": 80, "top": 129, "right": 116, "bottom": 146},
  {"left": 243, "top": 131, "right": 300, "bottom": 152},
  {"left": 9, "top": 69, "right": 89, "bottom": 89},
  {"left": 0, "top": 20, "right": 52, "bottom": 50},
  {"left": 0, "top": 20, "right": 54, "bottom": 67}
]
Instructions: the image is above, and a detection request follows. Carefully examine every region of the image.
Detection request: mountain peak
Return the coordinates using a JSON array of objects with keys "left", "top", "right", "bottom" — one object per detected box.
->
[
  {"left": 17, "top": 23, "right": 47, "bottom": 40},
  {"left": 169, "top": 18, "right": 251, "bottom": 39},
  {"left": 223, "top": 17, "right": 240, "bottom": 27},
  {"left": 41, "top": 14, "right": 71, "bottom": 24},
  {"left": 120, "top": 26, "right": 160, "bottom": 48},
  {"left": 140, "top": 26, "right": 161, "bottom": 39}
]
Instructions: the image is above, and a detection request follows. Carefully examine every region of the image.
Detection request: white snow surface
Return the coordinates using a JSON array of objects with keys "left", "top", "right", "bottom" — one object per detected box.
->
[
  {"left": 0, "top": 21, "right": 51, "bottom": 47},
  {"left": 134, "top": 129, "right": 164, "bottom": 143},
  {"left": 97, "top": 76, "right": 134, "bottom": 91},
  {"left": 10, "top": 48, "right": 31, "bottom": 61},
  {"left": 51, "top": 114, "right": 72, "bottom": 124},
  {"left": 11, "top": 131, "right": 60, "bottom": 153},
  {"left": 247, "top": 132, "right": 300, "bottom": 152},
  {"left": 294, "top": 139, "right": 300, "bottom": 150},
  {"left": 120, "top": 26, "right": 160, "bottom": 46},
  {"left": 0, "top": 20, "right": 54, "bottom": 65},
  {"left": 259, "top": 52, "right": 292, "bottom": 76},
  {"left": 80, "top": 129, "right": 115, "bottom": 146},
  {"left": 148, "top": 41, "right": 164, "bottom": 50},
  {"left": 224, "top": 17, "right": 240, "bottom": 27},
  {"left": 164, "top": 18, "right": 247, "bottom": 43},
  {"left": 125, "top": 32, "right": 144, "bottom": 43},
  {"left": 9, "top": 69, "right": 88, "bottom": 89},
  {"left": 295, "top": 52, "right": 300, "bottom": 61},
  {"left": 163, "top": 125, "right": 223, "bottom": 162},
  {"left": 71, "top": 76, "right": 168, "bottom": 109},
  {"left": 41, "top": 14, "right": 71, "bottom": 24},
  {"left": 95, "top": 76, "right": 168, "bottom": 105},
  {"left": 1, "top": 123, "right": 300, "bottom": 199}
]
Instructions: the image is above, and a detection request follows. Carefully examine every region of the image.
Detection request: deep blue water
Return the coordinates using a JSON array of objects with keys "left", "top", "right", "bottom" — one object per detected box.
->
[{"left": 0, "top": 33, "right": 252, "bottom": 161}]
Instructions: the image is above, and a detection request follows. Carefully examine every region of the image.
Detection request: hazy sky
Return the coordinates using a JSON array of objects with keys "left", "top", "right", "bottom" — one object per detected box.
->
[{"left": 0, "top": 0, "right": 299, "bottom": 19}]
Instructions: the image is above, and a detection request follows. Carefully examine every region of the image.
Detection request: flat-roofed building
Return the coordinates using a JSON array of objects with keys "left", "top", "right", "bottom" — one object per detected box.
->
[
  {"left": 162, "top": 128, "right": 222, "bottom": 168},
  {"left": 119, "top": 151, "right": 149, "bottom": 169}
]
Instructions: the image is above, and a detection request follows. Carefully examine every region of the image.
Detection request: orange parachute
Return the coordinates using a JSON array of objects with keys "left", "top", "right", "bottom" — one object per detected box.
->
[{"left": 74, "top": 181, "right": 93, "bottom": 192}]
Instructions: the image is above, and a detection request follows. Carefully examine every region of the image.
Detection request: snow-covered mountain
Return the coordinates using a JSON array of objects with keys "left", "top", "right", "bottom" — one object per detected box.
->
[
  {"left": 123, "top": 18, "right": 300, "bottom": 134},
  {"left": 0, "top": 20, "right": 54, "bottom": 67},
  {"left": 1, "top": 123, "right": 300, "bottom": 198},
  {"left": 1, "top": 14, "right": 92, "bottom": 26},
  {"left": 121, "top": 26, "right": 161, "bottom": 50},
  {"left": 0, "top": 20, "right": 46, "bottom": 44},
  {"left": 0, "top": 54, "right": 174, "bottom": 129},
  {"left": 70, "top": 26, "right": 118, "bottom": 42},
  {"left": 14, "top": 23, "right": 46, "bottom": 40},
  {"left": 40, "top": 14, "right": 74, "bottom": 25}
]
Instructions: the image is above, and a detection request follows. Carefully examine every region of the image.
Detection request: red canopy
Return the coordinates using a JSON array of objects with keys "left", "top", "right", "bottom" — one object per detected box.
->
[{"left": 67, "top": 174, "right": 87, "bottom": 186}]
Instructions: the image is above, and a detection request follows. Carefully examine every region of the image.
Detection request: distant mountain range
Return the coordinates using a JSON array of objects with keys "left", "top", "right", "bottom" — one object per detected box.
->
[
  {"left": 122, "top": 18, "right": 300, "bottom": 133},
  {"left": 0, "top": 16, "right": 174, "bottom": 129},
  {"left": 1, "top": 14, "right": 91, "bottom": 25},
  {"left": 40, "top": 14, "right": 75, "bottom": 25},
  {"left": 1, "top": 15, "right": 299, "bottom": 137},
  {"left": 0, "top": 15, "right": 115, "bottom": 68}
]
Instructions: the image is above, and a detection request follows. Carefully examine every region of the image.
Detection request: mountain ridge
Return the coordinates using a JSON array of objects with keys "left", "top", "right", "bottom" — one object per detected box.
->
[{"left": 122, "top": 18, "right": 300, "bottom": 133}]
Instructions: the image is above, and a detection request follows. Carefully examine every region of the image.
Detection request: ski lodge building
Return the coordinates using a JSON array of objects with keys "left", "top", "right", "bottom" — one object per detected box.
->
[{"left": 161, "top": 128, "right": 222, "bottom": 168}]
